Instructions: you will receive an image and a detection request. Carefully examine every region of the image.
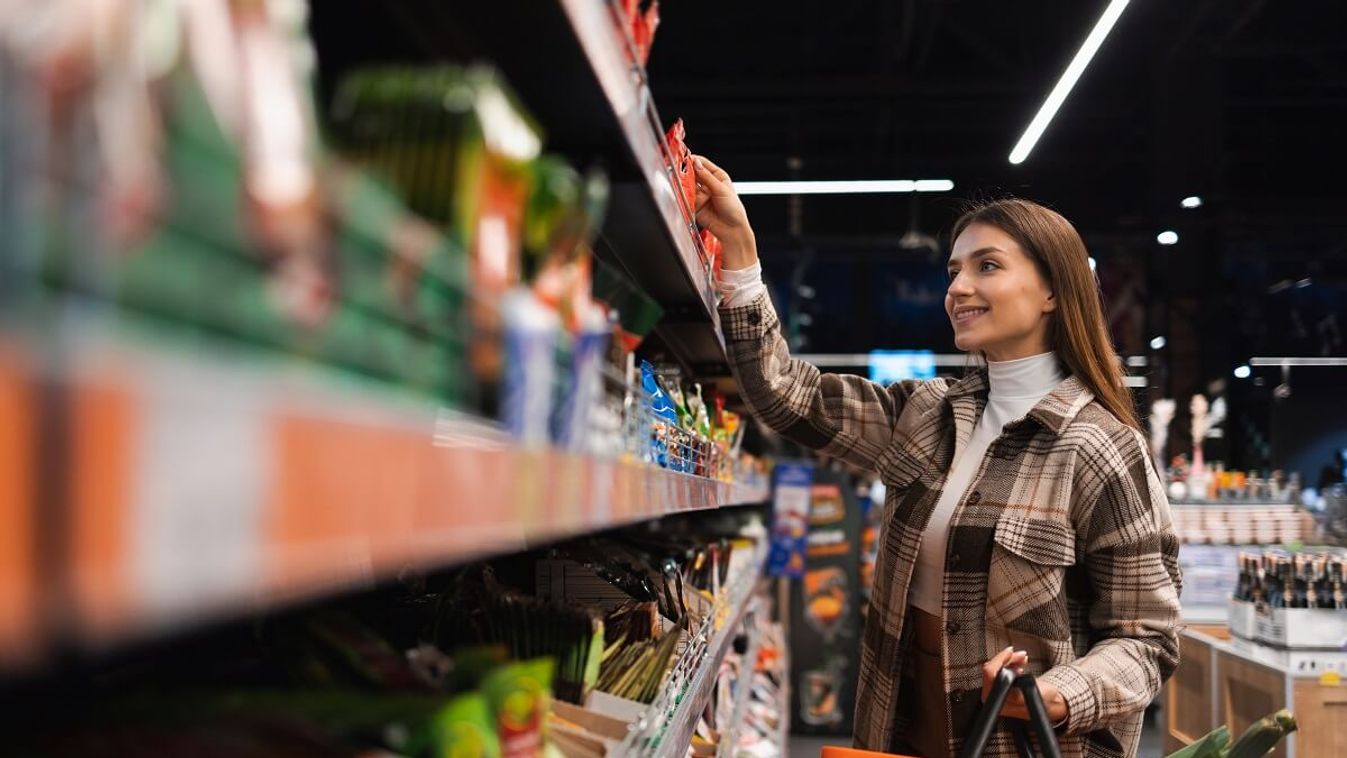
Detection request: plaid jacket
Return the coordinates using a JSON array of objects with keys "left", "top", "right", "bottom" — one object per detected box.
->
[{"left": 722, "top": 292, "right": 1182, "bottom": 758}]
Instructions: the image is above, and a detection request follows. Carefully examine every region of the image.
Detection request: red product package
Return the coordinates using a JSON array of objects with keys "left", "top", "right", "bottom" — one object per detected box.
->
[
  {"left": 631, "top": 1, "right": 660, "bottom": 66},
  {"left": 700, "top": 228, "right": 723, "bottom": 277},
  {"left": 665, "top": 118, "right": 696, "bottom": 222}
]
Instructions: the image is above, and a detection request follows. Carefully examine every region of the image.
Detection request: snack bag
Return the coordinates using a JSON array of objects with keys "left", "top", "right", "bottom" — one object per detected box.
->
[{"left": 664, "top": 119, "right": 696, "bottom": 222}]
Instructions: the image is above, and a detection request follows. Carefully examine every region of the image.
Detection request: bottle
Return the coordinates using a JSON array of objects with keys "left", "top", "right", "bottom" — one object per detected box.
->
[
  {"left": 1331, "top": 557, "right": 1346, "bottom": 610},
  {"left": 1234, "top": 552, "right": 1252, "bottom": 603}
]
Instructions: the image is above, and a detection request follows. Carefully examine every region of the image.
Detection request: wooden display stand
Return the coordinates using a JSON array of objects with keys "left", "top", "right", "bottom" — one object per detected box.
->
[{"left": 1165, "top": 624, "right": 1347, "bottom": 758}]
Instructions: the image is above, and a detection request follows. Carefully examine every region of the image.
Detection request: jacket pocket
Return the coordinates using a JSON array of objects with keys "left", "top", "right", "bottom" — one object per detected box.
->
[{"left": 986, "top": 515, "right": 1076, "bottom": 638}]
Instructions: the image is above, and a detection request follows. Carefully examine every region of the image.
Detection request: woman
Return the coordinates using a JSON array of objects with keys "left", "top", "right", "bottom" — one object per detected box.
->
[{"left": 693, "top": 156, "right": 1182, "bottom": 758}]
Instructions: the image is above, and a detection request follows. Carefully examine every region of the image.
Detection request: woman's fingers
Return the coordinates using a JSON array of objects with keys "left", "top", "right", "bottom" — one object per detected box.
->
[
  {"left": 692, "top": 155, "right": 732, "bottom": 190},
  {"left": 981, "top": 647, "right": 1029, "bottom": 701}
]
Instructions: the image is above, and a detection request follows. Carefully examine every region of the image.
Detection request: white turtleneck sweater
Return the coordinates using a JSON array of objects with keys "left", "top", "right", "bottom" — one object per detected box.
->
[
  {"left": 715, "top": 265, "right": 1066, "bottom": 612},
  {"left": 908, "top": 351, "right": 1065, "bottom": 612}
]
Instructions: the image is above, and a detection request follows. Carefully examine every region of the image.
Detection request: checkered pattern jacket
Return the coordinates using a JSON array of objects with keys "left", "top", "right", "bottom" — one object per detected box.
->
[{"left": 721, "top": 291, "right": 1182, "bottom": 758}]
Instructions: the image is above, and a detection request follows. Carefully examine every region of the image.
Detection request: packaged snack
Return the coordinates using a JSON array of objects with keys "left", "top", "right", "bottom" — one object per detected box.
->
[
  {"left": 698, "top": 228, "right": 722, "bottom": 278},
  {"left": 501, "top": 289, "right": 561, "bottom": 444},
  {"left": 664, "top": 119, "right": 695, "bottom": 223},
  {"left": 482, "top": 659, "right": 554, "bottom": 758},
  {"left": 631, "top": 1, "right": 661, "bottom": 66},
  {"left": 640, "top": 360, "right": 680, "bottom": 426},
  {"left": 432, "top": 692, "right": 502, "bottom": 758}
]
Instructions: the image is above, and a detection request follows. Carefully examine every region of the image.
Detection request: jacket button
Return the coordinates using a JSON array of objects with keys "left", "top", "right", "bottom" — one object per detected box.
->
[
  {"left": 966, "top": 492, "right": 981, "bottom": 506},
  {"left": 951, "top": 553, "right": 961, "bottom": 564},
  {"left": 946, "top": 621, "right": 961, "bottom": 634},
  {"left": 952, "top": 692, "right": 964, "bottom": 704},
  {"left": 748, "top": 312, "right": 761, "bottom": 324}
]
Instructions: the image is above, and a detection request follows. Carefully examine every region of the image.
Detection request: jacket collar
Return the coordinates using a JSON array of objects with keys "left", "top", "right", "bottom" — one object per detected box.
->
[{"left": 945, "top": 369, "right": 1095, "bottom": 436}]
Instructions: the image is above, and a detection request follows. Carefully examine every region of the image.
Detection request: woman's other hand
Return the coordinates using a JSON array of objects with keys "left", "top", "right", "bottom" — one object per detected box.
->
[
  {"left": 980, "top": 646, "right": 1068, "bottom": 724},
  {"left": 692, "top": 154, "right": 757, "bottom": 269}
]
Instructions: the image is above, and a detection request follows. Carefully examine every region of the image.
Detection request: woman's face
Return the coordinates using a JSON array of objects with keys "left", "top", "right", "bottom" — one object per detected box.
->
[{"left": 946, "top": 222, "right": 1056, "bottom": 362}]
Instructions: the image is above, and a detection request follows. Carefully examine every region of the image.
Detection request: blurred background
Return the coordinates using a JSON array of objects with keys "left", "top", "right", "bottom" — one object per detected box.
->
[{"left": 1, "top": 1, "right": 1344, "bottom": 757}]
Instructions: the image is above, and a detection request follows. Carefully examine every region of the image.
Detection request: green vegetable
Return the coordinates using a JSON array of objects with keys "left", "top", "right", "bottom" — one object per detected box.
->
[
  {"left": 1165, "top": 725, "right": 1228, "bottom": 758},
  {"left": 1222, "top": 709, "right": 1297, "bottom": 758}
]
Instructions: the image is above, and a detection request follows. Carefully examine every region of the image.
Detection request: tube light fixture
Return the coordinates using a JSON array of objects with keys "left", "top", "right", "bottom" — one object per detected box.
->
[
  {"left": 1008, "top": 0, "right": 1131, "bottom": 165},
  {"left": 1249, "top": 357, "right": 1347, "bottom": 367},
  {"left": 733, "top": 179, "right": 954, "bottom": 196}
]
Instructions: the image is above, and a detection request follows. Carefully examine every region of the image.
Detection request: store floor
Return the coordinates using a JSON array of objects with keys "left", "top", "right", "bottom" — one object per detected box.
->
[{"left": 786, "top": 707, "right": 1165, "bottom": 757}]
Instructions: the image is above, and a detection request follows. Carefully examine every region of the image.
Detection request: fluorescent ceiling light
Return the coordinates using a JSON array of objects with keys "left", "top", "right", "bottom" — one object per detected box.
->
[
  {"left": 1181, "top": 196, "right": 1203, "bottom": 209},
  {"left": 1249, "top": 357, "right": 1347, "bottom": 367},
  {"left": 1008, "top": 0, "right": 1131, "bottom": 165},
  {"left": 1157, "top": 230, "right": 1179, "bottom": 245},
  {"left": 733, "top": 179, "right": 954, "bottom": 196},
  {"left": 1150, "top": 336, "right": 1167, "bottom": 350},
  {"left": 1234, "top": 365, "right": 1252, "bottom": 379}
]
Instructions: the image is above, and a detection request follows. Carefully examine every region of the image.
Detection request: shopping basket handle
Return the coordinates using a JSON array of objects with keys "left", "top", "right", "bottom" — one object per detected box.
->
[{"left": 956, "top": 668, "right": 1063, "bottom": 758}]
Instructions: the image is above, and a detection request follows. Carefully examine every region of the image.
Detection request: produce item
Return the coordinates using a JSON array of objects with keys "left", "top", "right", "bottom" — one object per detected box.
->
[{"left": 1222, "top": 710, "right": 1297, "bottom": 758}]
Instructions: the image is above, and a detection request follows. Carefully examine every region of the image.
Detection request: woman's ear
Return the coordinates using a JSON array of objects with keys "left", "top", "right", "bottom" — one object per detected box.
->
[{"left": 1043, "top": 291, "right": 1057, "bottom": 313}]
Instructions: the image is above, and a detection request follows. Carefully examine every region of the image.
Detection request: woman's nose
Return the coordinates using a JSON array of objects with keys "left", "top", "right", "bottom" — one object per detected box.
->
[{"left": 947, "top": 272, "right": 973, "bottom": 296}]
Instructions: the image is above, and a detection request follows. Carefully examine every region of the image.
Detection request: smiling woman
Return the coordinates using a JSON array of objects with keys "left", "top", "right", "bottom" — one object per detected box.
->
[
  {"left": 949, "top": 199, "right": 1142, "bottom": 431},
  {"left": 694, "top": 158, "right": 1180, "bottom": 758}
]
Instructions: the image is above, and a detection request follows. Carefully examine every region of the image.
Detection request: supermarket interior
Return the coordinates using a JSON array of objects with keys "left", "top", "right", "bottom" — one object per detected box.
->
[{"left": 1, "top": 1, "right": 1345, "bottom": 757}]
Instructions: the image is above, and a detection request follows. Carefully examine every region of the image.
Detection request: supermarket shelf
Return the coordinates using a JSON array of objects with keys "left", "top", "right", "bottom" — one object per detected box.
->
[
  {"left": 620, "top": 549, "right": 764, "bottom": 758},
  {"left": 0, "top": 322, "right": 765, "bottom": 656},
  {"left": 1182, "top": 605, "right": 1231, "bottom": 624},
  {"left": 775, "top": 641, "right": 791, "bottom": 756},
  {"left": 717, "top": 615, "right": 763, "bottom": 758},
  {"left": 312, "top": 0, "right": 729, "bottom": 376}
]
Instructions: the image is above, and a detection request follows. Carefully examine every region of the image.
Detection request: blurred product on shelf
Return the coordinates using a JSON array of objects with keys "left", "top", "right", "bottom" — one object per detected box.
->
[
  {"left": 1228, "top": 546, "right": 1347, "bottom": 648},
  {"left": 1170, "top": 503, "right": 1316, "bottom": 546},
  {"left": 0, "top": 0, "right": 764, "bottom": 486},
  {"left": 619, "top": 0, "right": 662, "bottom": 66},
  {"left": 13, "top": 515, "right": 766, "bottom": 758}
]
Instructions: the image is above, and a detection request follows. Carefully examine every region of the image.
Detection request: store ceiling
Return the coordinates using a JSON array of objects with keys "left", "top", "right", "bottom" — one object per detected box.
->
[
  {"left": 647, "top": 0, "right": 1347, "bottom": 244},
  {"left": 646, "top": 0, "right": 1347, "bottom": 371}
]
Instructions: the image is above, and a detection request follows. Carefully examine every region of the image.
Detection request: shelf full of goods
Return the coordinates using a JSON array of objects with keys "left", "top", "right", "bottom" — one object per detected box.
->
[
  {"left": 0, "top": 1, "right": 769, "bottom": 660},
  {"left": 8, "top": 510, "right": 773, "bottom": 758},
  {"left": 1228, "top": 548, "right": 1347, "bottom": 654}
]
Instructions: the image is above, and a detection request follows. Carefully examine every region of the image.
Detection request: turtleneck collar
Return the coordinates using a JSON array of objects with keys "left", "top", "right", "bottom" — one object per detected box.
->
[{"left": 987, "top": 351, "right": 1064, "bottom": 400}]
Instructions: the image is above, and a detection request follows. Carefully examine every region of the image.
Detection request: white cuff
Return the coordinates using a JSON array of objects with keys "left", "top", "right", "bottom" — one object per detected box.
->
[{"left": 717, "top": 262, "right": 767, "bottom": 308}]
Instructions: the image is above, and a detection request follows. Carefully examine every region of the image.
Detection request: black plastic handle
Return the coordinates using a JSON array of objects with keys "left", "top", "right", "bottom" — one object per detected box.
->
[{"left": 956, "top": 668, "right": 1063, "bottom": 758}]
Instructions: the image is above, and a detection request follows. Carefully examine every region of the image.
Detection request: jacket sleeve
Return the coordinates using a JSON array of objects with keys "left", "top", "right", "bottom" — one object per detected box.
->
[
  {"left": 1038, "top": 427, "right": 1183, "bottom": 735},
  {"left": 718, "top": 289, "right": 928, "bottom": 471}
]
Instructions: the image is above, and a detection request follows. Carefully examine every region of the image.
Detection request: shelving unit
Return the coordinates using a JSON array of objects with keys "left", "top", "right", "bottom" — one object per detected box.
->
[
  {"left": 618, "top": 557, "right": 763, "bottom": 758},
  {"left": 717, "top": 616, "right": 764, "bottom": 758},
  {"left": 312, "top": 0, "right": 729, "bottom": 377},
  {"left": 2, "top": 4, "right": 773, "bottom": 758},
  {"left": 1166, "top": 626, "right": 1347, "bottom": 758},
  {"left": 0, "top": 310, "right": 767, "bottom": 660}
]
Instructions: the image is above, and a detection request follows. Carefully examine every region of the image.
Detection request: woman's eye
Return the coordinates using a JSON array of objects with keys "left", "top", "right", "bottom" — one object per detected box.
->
[
  {"left": 980, "top": 261, "right": 998, "bottom": 272},
  {"left": 947, "top": 270, "right": 958, "bottom": 281}
]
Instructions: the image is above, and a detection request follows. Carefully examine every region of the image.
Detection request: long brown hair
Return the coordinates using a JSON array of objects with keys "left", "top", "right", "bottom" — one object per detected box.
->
[{"left": 951, "top": 198, "right": 1142, "bottom": 430}]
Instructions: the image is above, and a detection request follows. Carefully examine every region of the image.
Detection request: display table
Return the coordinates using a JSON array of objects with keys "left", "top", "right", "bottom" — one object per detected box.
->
[{"left": 1166, "top": 624, "right": 1347, "bottom": 758}]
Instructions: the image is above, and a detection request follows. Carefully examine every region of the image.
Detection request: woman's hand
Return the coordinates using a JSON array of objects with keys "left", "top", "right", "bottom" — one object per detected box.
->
[
  {"left": 691, "top": 154, "right": 757, "bottom": 269},
  {"left": 981, "top": 647, "right": 1068, "bottom": 725}
]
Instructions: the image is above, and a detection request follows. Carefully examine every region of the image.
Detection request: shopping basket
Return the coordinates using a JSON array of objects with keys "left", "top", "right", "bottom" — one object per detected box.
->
[{"left": 821, "top": 667, "right": 1063, "bottom": 758}]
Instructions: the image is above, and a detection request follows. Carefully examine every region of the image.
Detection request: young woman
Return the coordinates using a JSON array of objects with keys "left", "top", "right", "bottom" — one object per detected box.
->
[{"left": 693, "top": 156, "right": 1182, "bottom": 758}]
